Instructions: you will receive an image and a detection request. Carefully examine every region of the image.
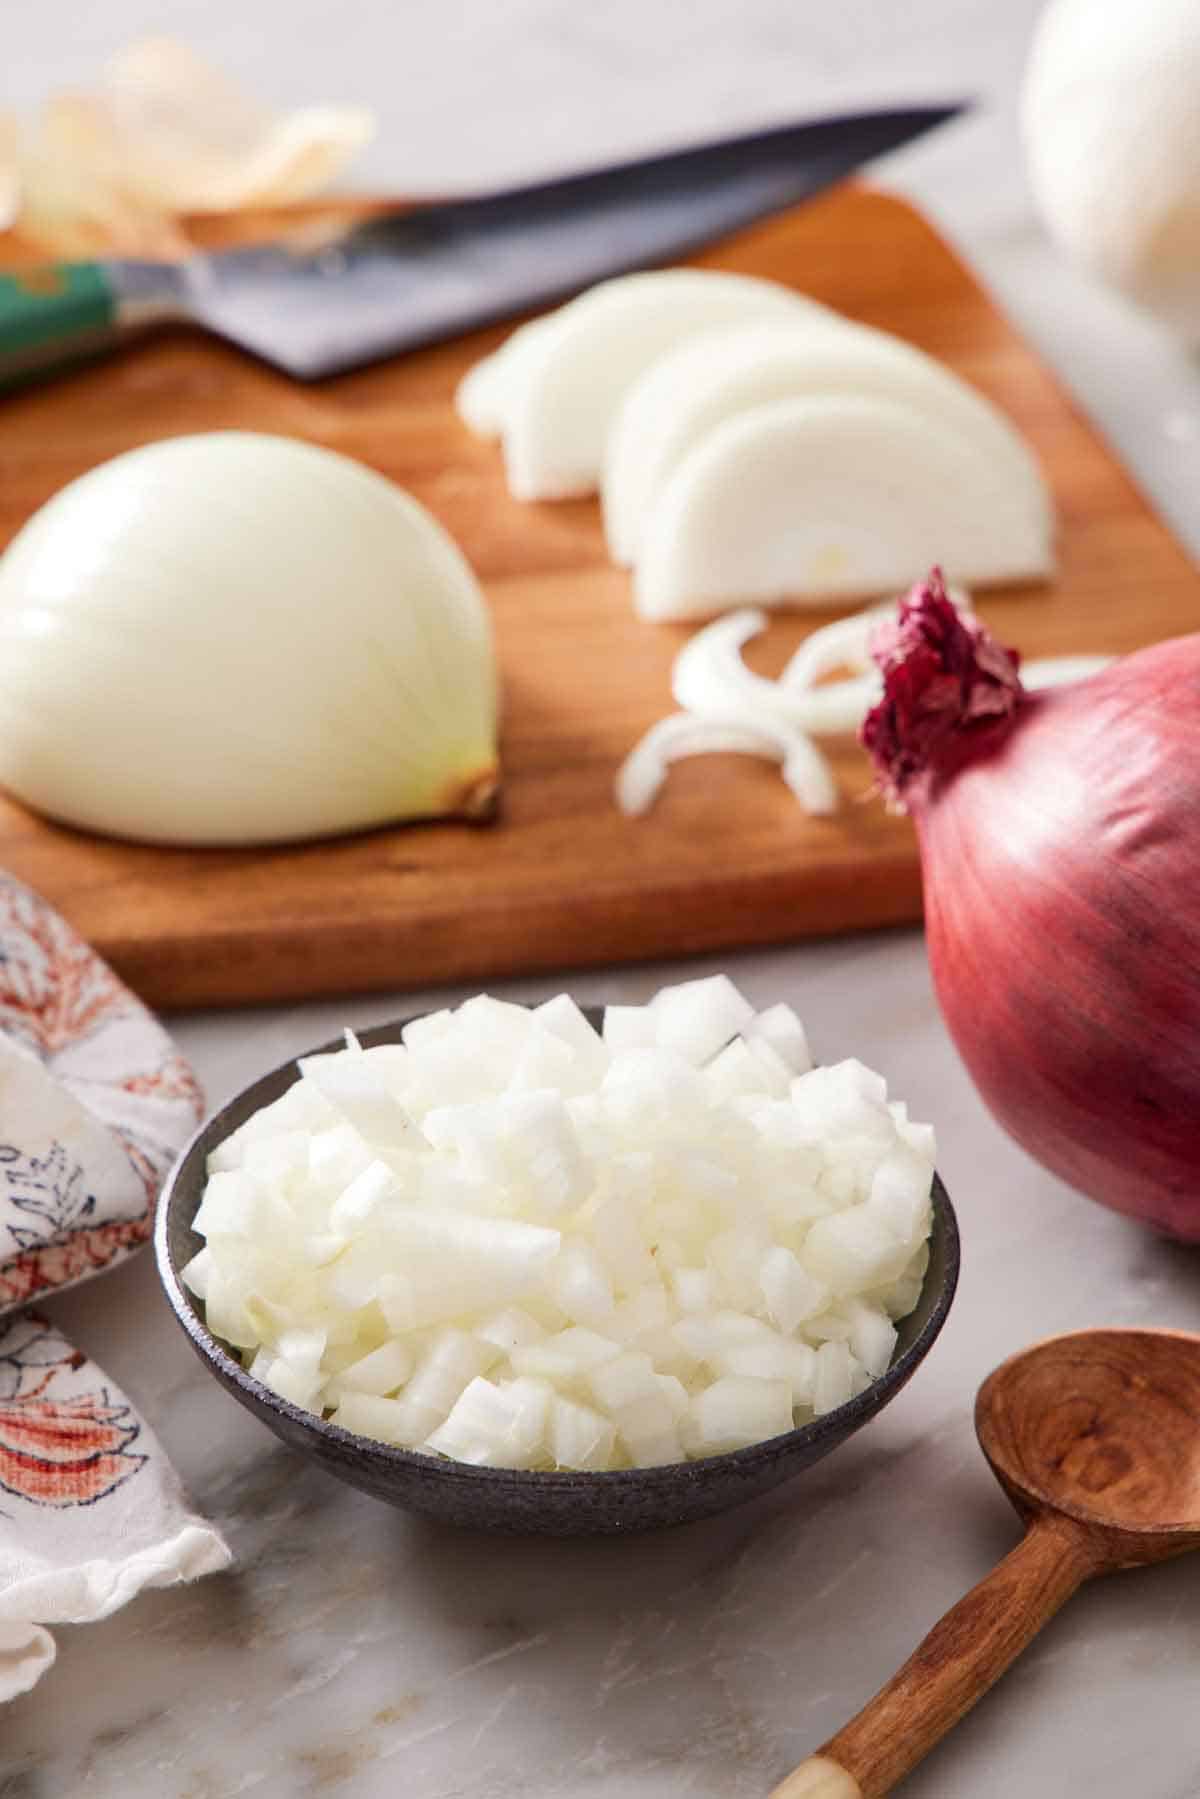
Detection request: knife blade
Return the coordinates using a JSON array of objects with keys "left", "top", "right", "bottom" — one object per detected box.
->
[{"left": 0, "top": 105, "right": 963, "bottom": 389}]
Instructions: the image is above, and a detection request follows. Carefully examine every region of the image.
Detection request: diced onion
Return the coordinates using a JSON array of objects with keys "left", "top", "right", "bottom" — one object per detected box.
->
[{"left": 187, "top": 980, "right": 937, "bottom": 1471}]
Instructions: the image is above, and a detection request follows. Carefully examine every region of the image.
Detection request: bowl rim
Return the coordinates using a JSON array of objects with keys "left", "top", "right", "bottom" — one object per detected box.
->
[{"left": 154, "top": 1009, "right": 960, "bottom": 1489}]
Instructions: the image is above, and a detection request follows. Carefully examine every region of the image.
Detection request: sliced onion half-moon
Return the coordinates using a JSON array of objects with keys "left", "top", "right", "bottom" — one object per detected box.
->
[
  {"left": 456, "top": 270, "right": 835, "bottom": 501},
  {"left": 633, "top": 393, "right": 1056, "bottom": 623},
  {"left": 454, "top": 316, "right": 550, "bottom": 439},
  {"left": 603, "top": 318, "right": 1053, "bottom": 566}
]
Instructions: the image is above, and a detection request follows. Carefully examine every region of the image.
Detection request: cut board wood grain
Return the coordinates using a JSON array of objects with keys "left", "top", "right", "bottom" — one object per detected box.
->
[{"left": 0, "top": 185, "right": 1196, "bottom": 1011}]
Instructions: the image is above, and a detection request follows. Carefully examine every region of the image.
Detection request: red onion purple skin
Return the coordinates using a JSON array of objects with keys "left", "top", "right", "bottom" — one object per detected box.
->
[{"left": 866, "top": 578, "right": 1200, "bottom": 1241}]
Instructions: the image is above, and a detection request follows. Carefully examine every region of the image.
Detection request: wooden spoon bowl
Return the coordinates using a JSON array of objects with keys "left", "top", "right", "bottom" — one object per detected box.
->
[
  {"left": 979, "top": 1328, "right": 1200, "bottom": 1555},
  {"left": 774, "top": 1327, "right": 1200, "bottom": 1798}
]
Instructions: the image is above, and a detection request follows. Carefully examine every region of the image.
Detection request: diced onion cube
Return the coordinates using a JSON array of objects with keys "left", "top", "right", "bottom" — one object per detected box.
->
[
  {"left": 690, "top": 1376, "right": 794, "bottom": 1454},
  {"left": 651, "top": 975, "right": 756, "bottom": 1065},
  {"left": 261, "top": 1356, "right": 323, "bottom": 1411},
  {"left": 803, "top": 1207, "right": 912, "bottom": 1294},
  {"left": 670, "top": 1266, "right": 712, "bottom": 1314},
  {"left": 841, "top": 1298, "right": 899, "bottom": 1378},
  {"left": 703, "top": 1036, "right": 788, "bottom": 1104},
  {"left": 533, "top": 994, "right": 609, "bottom": 1080},
  {"left": 401, "top": 1009, "right": 453, "bottom": 1050},
  {"left": 510, "top": 1328, "right": 622, "bottom": 1381},
  {"left": 334, "top": 1339, "right": 414, "bottom": 1397},
  {"left": 601, "top": 1005, "right": 658, "bottom": 1052},
  {"left": 330, "top": 1392, "right": 416, "bottom": 1445},
  {"left": 613, "top": 1392, "right": 683, "bottom": 1466},
  {"left": 549, "top": 1240, "right": 615, "bottom": 1324},
  {"left": 477, "top": 1307, "right": 545, "bottom": 1353},
  {"left": 181, "top": 1246, "right": 213, "bottom": 1299},
  {"left": 426, "top": 1375, "right": 551, "bottom": 1468},
  {"left": 588, "top": 1350, "right": 660, "bottom": 1412},
  {"left": 867, "top": 1149, "right": 934, "bottom": 1246},
  {"left": 745, "top": 1003, "right": 813, "bottom": 1074},
  {"left": 759, "top": 1246, "right": 828, "bottom": 1333},
  {"left": 551, "top": 1396, "right": 616, "bottom": 1471},
  {"left": 329, "top": 1159, "right": 397, "bottom": 1235},
  {"left": 298, "top": 1050, "right": 417, "bottom": 1148},
  {"left": 813, "top": 1340, "right": 855, "bottom": 1416}
]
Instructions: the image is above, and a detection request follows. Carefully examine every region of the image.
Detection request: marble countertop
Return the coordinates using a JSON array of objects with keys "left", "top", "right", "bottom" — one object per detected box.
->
[{"left": 5, "top": 4, "right": 1200, "bottom": 1795}]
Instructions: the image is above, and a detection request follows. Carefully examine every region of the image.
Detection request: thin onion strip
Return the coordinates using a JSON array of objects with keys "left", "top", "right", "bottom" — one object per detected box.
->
[
  {"left": 620, "top": 588, "right": 1111, "bottom": 819},
  {"left": 615, "top": 712, "right": 836, "bottom": 818},
  {"left": 672, "top": 610, "right": 883, "bottom": 736},
  {"left": 1021, "top": 655, "right": 1113, "bottom": 689}
]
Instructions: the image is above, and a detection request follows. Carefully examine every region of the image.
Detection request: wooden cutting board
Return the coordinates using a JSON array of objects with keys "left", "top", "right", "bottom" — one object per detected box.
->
[{"left": 0, "top": 185, "right": 1196, "bottom": 1011}]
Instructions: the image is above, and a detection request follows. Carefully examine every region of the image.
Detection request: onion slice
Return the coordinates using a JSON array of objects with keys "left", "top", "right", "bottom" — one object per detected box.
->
[
  {"left": 780, "top": 603, "right": 904, "bottom": 689},
  {"left": 672, "top": 609, "right": 881, "bottom": 736},
  {"left": 615, "top": 712, "right": 837, "bottom": 818},
  {"left": 621, "top": 591, "right": 1113, "bottom": 819},
  {"left": 1021, "top": 654, "right": 1113, "bottom": 689}
]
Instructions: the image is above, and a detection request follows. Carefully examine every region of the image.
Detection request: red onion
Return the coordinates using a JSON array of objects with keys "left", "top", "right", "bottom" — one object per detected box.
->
[{"left": 862, "top": 570, "right": 1200, "bottom": 1241}]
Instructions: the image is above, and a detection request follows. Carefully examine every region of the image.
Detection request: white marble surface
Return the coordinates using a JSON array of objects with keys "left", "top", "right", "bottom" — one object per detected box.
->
[{"left": 5, "top": 3, "right": 1200, "bottom": 1795}]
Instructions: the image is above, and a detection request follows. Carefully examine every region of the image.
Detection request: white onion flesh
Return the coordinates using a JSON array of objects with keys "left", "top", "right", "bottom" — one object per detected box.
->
[
  {"left": 455, "top": 270, "right": 836, "bottom": 500},
  {"left": 614, "top": 712, "right": 838, "bottom": 819},
  {"left": 602, "top": 318, "right": 1051, "bottom": 568},
  {"left": 1020, "top": 655, "right": 1114, "bottom": 689},
  {"left": 632, "top": 394, "right": 1055, "bottom": 622},
  {"left": 618, "top": 595, "right": 1113, "bottom": 818},
  {"left": 0, "top": 432, "right": 498, "bottom": 846},
  {"left": 672, "top": 609, "right": 881, "bottom": 736},
  {"left": 1021, "top": 0, "right": 1200, "bottom": 342},
  {"left": 186, "top": 979, "right": 936, "bottom": 1471}
]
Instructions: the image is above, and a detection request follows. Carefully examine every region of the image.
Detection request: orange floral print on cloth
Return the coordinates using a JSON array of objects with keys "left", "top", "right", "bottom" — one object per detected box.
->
[
  {"left": 0, "top": 874, "right": 204, "bottom": 1316},
  {"left": 0, "top": 1315, "right": 144, "bottom": 1508},
  {"left": 0, "top": 1315, "right": 229, "bottom": 1700},
  {"left": 0, "top": 877, "right": 226, "bottom": 1703}
]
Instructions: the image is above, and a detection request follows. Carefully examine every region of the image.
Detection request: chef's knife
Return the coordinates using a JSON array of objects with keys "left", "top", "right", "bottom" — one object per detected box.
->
[{"left": 0, "top": 106, "right": 962, "bottom": 390}]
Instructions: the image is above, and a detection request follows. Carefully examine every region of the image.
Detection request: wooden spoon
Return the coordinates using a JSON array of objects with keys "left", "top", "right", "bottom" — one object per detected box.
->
[{"left": 772, "top": 1327, "right": 1200, "bottom": 1798}]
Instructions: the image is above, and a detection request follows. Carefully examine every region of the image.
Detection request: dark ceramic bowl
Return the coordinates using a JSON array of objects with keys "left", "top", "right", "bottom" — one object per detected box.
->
[{"left": 155, "top": 1011, "right": 959, "bottom": 1536}]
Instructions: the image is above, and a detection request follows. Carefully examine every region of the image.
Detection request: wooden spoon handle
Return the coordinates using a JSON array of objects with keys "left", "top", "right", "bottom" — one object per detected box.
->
[{"left": 770, "top": 1514, "right": 1098, "bottom": 1798}]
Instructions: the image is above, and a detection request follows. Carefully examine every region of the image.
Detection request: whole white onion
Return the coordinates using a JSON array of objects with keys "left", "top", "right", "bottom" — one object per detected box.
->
[
  {"left": 0, "top": 432, "right": 499, "bottom": 846},
  {"left": 1021, "top": 0, "right": 1200, "bottom": 341}
]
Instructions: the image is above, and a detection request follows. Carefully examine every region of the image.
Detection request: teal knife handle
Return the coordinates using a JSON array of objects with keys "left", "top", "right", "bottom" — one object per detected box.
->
[{"left": 0, "top": 263, "right": 120, "bottom": 392}]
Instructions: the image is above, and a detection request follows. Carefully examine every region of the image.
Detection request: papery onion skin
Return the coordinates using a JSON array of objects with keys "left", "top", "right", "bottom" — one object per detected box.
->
[{"left": 863, "top": 571, "right": 1200, "bottom": 1241}]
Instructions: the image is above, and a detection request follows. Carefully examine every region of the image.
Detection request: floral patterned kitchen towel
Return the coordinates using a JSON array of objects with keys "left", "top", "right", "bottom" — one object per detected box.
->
[
  {"left": 0, "top": 1313, "right": 229, "bottom": 1699},
  {"left": 0, "top": 874, "right": 229, "bottom": 1700},
  {"left": 0, "top": 872, "right": 203, "bottom": 1316}
]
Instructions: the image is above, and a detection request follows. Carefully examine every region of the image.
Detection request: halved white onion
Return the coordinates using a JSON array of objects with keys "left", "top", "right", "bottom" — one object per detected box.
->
[
  {"left": 603, "top": 319, "right": 1052, "bottom": 566},
  {"left": 456, "top": 270, "right": 835, "bottom": 500},
  {"left": 0, "top": 432, "right": 498, "bottom": 846},
  {"left": 633, "top": 394, "right": 1056, "bottom": 622}
]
